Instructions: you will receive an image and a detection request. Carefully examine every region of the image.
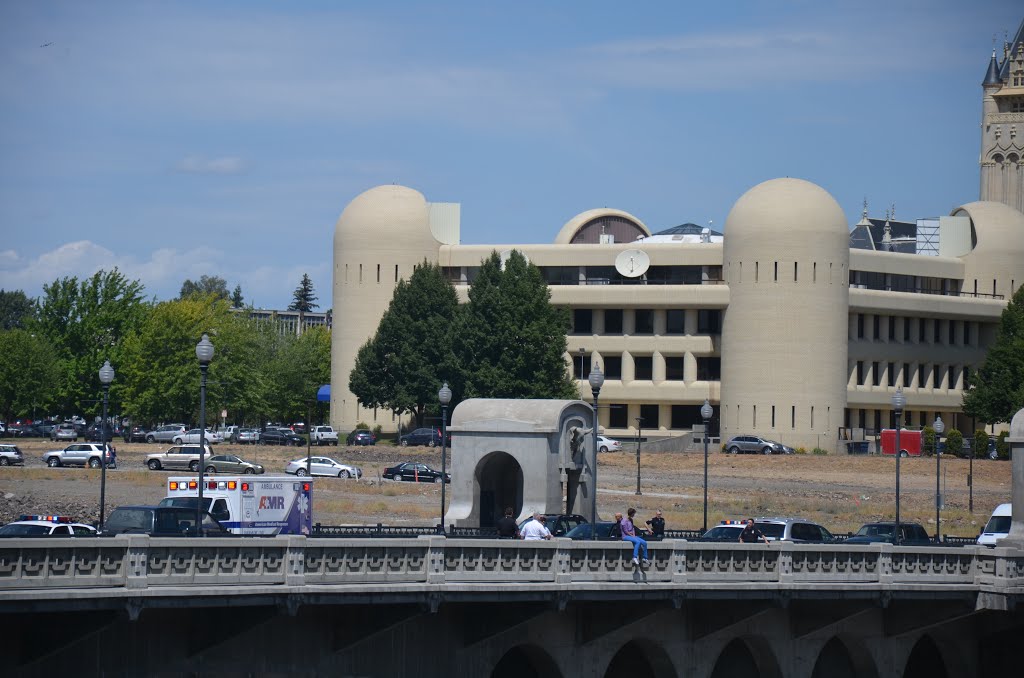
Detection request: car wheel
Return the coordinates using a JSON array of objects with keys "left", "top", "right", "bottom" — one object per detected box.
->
[
  {"left": 400, "top": 439, "right": 408, "bottom": 447},
  {"left": 244, "top": 467, "right": 255, "bottom": 474},
  {"left": 762, "top": 447, "right": 773, "bottom": 455},
  {"left": 899, "top": 450, "right": 909, "bottom": 458},
  {"left": 296, "top": 468, "right": 308, "bottom": 477},
  {"left": 88, "top": 457, "right": 101, "bottom": 468},
  {"left": 146, "top": 435, "right": 155, "bottom": 443},
  {"left": 147, "top": 459, "right": 161, "bottom": 470},
  {"left": 333, "top": 440, "right": 338, "bottom": 446},
  {"left": 46, "top": 457, "right": 60, "bottom": 468},
  {"left": 428, "top": 439, "right": 436, "bottom": 447},
  {"left": 173, "top": 437, "right": 183, "bottom": 445},
  {"left": 0, "top": 457, "right": 8, "bottom": 466},
  {"left": 599, "top": 446, "right": 608, "bottom": 453},
  {"left": 729, "top": 446, "right": 740, "bottom": 454},
  {"left": 189, "top": 461, "right": 200, "bottom": 472},
  {"left": 338, "top": 470, "right": 350, "bottom": 479},
  {"left": 434, "top": 476, "right": 443, "bottom": 484},
  {"left": 205, "top": 466, "right": 216, "bottom": 475},
  {"left": 989, "top": 451, "right": 998, "bottom": 460},
  {"left": 392, "top": 474, "right": 403, "bottom": 481}
]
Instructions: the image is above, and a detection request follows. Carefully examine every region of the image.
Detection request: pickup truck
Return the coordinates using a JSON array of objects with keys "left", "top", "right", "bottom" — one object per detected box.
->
[
  {"left": 311, "top": 426, "right": 339, "bottom": 446},
  {"left": 145, "top": 444, "right": 213, "bottom": 471}
]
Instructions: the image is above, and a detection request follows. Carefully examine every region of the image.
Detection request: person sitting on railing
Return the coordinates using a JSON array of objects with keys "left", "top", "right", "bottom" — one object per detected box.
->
[
  {"left": 497, "top": 507, "right": 519, "bottom": 539},
  {"left": 520, "top": 513, "right": 552, "bottom": 540},
  {"left": 621, "top": 508, "right": 649, "bottom": 568}
]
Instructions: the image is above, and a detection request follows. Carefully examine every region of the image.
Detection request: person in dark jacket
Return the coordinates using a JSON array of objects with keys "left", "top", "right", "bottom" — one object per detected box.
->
[{"left": 496, "top": 507, "right": 519, "bottom": 539}]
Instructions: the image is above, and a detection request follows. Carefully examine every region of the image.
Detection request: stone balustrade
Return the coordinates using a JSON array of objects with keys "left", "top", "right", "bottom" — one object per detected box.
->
[{"left": 1, "top": 537, "right": 1021, "bottom": 600}]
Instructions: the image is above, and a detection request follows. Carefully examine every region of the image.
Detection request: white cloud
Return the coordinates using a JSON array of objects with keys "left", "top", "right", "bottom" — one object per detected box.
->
[{"left": 176, "top": 155, "right": 246, "bottom": 175}]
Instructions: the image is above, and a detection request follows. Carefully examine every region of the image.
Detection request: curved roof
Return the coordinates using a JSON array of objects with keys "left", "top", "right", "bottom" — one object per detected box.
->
[
  {"left": 334, "top": 184, "right": 439, "bottom": 252},
  {"left": 451, "top": 399, "right": 590, "bottom": 433},
  {"left": 554, "top": 208, "right": 650, "bottom": 244},
  {"left": 952, "top": 201, "right": 1024, "bottom": 300},
  {"left": 725, "top": 178, "right": 847, "bottom": 238}
]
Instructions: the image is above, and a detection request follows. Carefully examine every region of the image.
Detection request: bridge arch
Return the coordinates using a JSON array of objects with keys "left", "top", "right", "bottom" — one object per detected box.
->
[
  {"left": 603, "top": 638, "right": 676, "bottom": 678},
  {"left": 811, "top": 636, "right": 878, "bottom": 678},
  {"left": 902, "top": 635, "right": 950, "bottom": 678},
  {"left": 476, "top": 451, "right": 524, "bottom": 528},
  {"left": 491, "top": 643, "right": 561, "bottom": 678},
  {"left": 710, "top": 636, "right": 782, "bottom": 678}
]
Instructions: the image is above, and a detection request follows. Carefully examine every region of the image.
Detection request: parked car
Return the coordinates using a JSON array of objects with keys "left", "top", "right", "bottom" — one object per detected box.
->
[
  {"left": 290, "top": 423, "right": 308, "bottom": 435},
  {"left": 172, "top": 429, "right": 222, "bottom": 445},
  {"left": 51, "top": 423, "right": 79, "bottom": 442},
  {"left": 260, "top": 427, "right": 306, "bottom": 446},
  {"left": 203, "top": 454, "right": 264, "bottom": 475},
  {"left": 564, "top": 521, "right": 618, "bottom": 540},
  {"left": 146, "top": 424, "right": 187, "bottom": 444},
  {"left": 222, "top": 425, "right": 240, "bottom": 443},
  {"left": 398, "top": 427, "right": 442, "bottom": 447},
  {"left": 724, "top": 435, "right": 795, "bottom": 455},
  {"left": 516, "top": 514, "right": 588, "bottom": 538},
  {"left": 844, "top": 521, "right": 932, "bottom": 546},
  {"left": 285, "top": 456, "right": 361, "bottom": 478},
  {"left": 383, "top": 461, "right": 450, "bottom": 483},
  {"left": 596, "top": 435, "right": 622, "bottom": 453},
  {"left": 0, "top": 444, "right": 24, "bottom": 466},
  {"left": 144, "top": 444, "right": 213, "bottom": 471},
  {"left": 0, "top": 515, "right": 96, "bottom": 537},
  {"left": 236, "top": 428, "right": 260, "bottom": 444},
  {"left": 311, "top": 426, "right": 340, "bottom": 446},
  {"left": 102, "top": 505, "right": 229, "bottom": 537},
  {"left": 84, "top": 423, "right": 117, "bottom": 442},
  {"left": 122, "top": 425, "right": 150, "bottom": 443},
  {"left": 346, "top": 429, "right": 377, "bottom": 446},
  {"left": 751, "top": 517, "right": 834, "bottom": 543},
  {"left": 42, "top": 443, "right": 116, "bottom": 469}
]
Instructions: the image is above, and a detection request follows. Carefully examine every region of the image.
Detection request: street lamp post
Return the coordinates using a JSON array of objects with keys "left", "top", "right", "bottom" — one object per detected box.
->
[
  {"left": 700, "top": 399, "right": 713, "bottom": 533},
  {"left": 438, "top": 382, "right": 452, "bottom": 534},
  {"left": 98, "top": 360, "right": 114, "bottom": 531},
  {"left": 934, "top": 415, "right": 945, "bottom": 542},
  {"left": 588, "top": 362, "right": 604, "bottom": 540},
  {"left": 195, "top": 334, "right": 215, "bottom": 536},
  {"left": 634, "top": 417, "right": 643, "bottom": 496},
  {"left": 892, "top": 388, "right": 905, "bottom": 545}
]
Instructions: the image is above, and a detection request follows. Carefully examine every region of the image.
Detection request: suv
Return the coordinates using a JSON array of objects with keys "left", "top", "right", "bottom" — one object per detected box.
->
[
  {"left": 725, "top": 435, "right": 795, "bottom": 455},
  {"left": 399, "top": 427, "right": 442, "bottom": 447},
  {"left": 145, "top": 444, "right": 213, "bottom": 471},
  {"left": 0, "top": 444, "right": 24, "bottom": 466},
  {"left": 51, "top": 423, "right": 78, "bottom": 442},
  {"left": 42, "top": 443, "right": 116, "bottom": 469},
  {"left": 844, "top": 522, "right": 932, "bottom": 546},
  {"left": 260, "top": 427, "right": 306, "bottom": 446},
  {"left": 103, "top": 506, "right": 230, "bottom": 537},
  {"left": 751, "top": 517, "right": 834, "bottom": 543},
  {"left": 146, "top": 424, "right": 187, "bottom": 444}
]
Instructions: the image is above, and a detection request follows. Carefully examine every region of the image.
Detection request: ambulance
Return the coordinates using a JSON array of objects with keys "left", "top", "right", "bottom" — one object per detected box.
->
[{"left": 158, "top": 475, "right": 313, "bottom": 535}]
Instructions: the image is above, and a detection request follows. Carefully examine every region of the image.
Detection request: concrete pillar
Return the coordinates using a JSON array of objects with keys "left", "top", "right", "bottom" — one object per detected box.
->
[{"left": 1004, "top": 407, "right": 1024, "bottom": 549}]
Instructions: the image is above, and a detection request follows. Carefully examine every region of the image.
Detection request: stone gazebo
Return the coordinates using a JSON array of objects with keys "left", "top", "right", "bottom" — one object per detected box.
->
[{"left": 444, "top": 399, "right": 597, "bottom": 529}]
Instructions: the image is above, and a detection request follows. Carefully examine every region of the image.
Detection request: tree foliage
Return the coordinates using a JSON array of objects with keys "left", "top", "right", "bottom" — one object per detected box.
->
[
  {"left": 0, "top": 289, "right": 35, "bottom": 330},
  {"left": 231, "top": 285, "right": 245, "bottom": 309},
  {"left": 180, "top": 275, "right": 229, "bottom": 301},
  {"left": 29, "top": 269, "right": 148, "bottom": 417},
  {"left": 349, "top": 261, "right": 459, "bottom": 426},
  {"left": 0, "top": 330, "right": 58, "bottom": 421},
  {"left": 973, "top": 429, "right": 989, "bottom": 460},
  {"left": 963, "top": 285, "right": 1024, "bottom": 424},
  {"left": 288, "top": 273, "right": 319, "bottom": 313},
  {"left": 263, "top": 326, "right": 331, "bottom": 423},
  {"left": 456, "top": 250, "right": 576, "bottom": 401},
  {"left": 945, "top": 428, "right": 963, "bottom": 457}
]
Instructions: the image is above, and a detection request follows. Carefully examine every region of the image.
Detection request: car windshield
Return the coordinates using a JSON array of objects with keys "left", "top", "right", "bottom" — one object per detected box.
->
[
  {"left": 984, "top": 516, "right": 1011, "bottom": 533},
  {"left": 703, "top": 526, "right": 741, "bottom": 539},
  {"left": 856, "top": 524, "right": 894, "bottom": 538},
  {"left": 0, "top": 524, "right": 52, "bottom": 536}
]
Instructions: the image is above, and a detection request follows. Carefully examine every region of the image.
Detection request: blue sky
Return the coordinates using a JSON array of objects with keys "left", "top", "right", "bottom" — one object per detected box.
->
[{"left": 1, "top": 1, "right": 1021, "bottom": 309}]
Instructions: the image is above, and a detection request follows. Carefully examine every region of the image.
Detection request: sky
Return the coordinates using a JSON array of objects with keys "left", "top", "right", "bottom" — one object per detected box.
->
[{"left": 1, "top": 1, "right": 1021, "bottom": 310}]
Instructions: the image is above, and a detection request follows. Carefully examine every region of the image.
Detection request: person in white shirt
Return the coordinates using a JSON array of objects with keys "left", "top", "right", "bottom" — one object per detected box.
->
[{"left": 520, "top": 513, "right": 552, "bottom": 540}]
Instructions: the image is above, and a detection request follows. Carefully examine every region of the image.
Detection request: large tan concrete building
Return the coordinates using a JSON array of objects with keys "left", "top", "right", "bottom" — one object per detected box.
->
[{"left": 330, "top": 37, "right": 1024, "bottom": 452}]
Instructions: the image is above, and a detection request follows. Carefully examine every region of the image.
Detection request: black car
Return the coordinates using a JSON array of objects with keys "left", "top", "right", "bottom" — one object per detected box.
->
[
  {"left": 347, "top": 430, "right": 377, "bottom": 446},
  {"left": 103, "top": 505, "right": 230, "bottom": 537},
  {"left": 383, "top": 461, "right": 450, "bottom": 483},
  {"left": 398, "top": 427, "right": 443, "bottom": 447},
  {"left": 122, "top": 425, "right": 150, "bottom": 443},
  {"left": 843, "top": 522, "right": 933, "bottom": 546},
  {"left": 259, "top": 427, "right": 306, "bottom": 446},
  {"left": 564, "top": 521, "right": 617, "bottom": 540},
  {"left": 84, "top": 423, "right": 117, "bottom": 442}
]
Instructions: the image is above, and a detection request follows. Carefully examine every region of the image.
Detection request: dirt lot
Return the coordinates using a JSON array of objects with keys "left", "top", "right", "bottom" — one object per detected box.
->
[{"left": 0, "top": 438, "right": 1012, "bottom": 537}]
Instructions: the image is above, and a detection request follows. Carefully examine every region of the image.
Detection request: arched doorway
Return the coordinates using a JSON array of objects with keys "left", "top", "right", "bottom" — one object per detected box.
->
[
  {"left": 903, "top": 636, "right": 948, "bottom": 678},
  {"left": 477, "top": 451, "right": 524, "bottom": 528},
  {"left": 604, "top": 639, "right": 676, "bottom": 678},
  {"left": 710, "top": 637, "right": 782, "bottom": 678},
  {"left": 491, "top": 644, "right": 561, "bottom": 678}
]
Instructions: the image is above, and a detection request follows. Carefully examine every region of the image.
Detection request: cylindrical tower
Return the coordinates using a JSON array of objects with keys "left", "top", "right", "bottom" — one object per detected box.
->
[
  {"left": 720, "top": 178, "right": 849, "bottom": 452},
  {"left": 331, "top": 185, "right": 440, "bottom": 433}
]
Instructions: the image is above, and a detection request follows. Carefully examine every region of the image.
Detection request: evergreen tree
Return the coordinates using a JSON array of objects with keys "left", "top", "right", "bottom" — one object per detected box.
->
[
  {"left": 349, "top": 261, "right": 459, "bottom": 426},
  {"left": 230, "top": 285, "right": 244, "bottom": 309},
  {"left": 179, "top": 275, "right": 229, "bottom": 301},
  {"left": 288, "top": 274, "right": 319, "bottom": 313},
  {"left": 456, "top": 250, "right": 577, "bottom": 401},
  {"left": 963, "top": 285, "right": 1024, "bottom": 424}
]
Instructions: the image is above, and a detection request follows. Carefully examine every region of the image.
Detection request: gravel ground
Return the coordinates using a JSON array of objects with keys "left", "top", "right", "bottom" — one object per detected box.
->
[{"left": 0, "top": 438, "right": 1012, "bottom": 536}]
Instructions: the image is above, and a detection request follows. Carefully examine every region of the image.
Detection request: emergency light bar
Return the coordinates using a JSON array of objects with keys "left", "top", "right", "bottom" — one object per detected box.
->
[{"left": 19, "top": 515, "right": 72, "bottom": 523}]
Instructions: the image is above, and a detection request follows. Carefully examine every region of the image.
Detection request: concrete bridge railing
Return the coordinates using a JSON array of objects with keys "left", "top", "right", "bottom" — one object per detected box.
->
[{"left": 1, "top": 536, "right": 1022, "bottom": 598}]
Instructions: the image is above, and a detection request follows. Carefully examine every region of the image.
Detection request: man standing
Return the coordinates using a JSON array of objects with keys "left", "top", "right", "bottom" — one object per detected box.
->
[
  {"left": 739, "top": 518, "right": 770, "bottom": 545},
  {"left": 496, "top": 507, "right": 520, "bottom": 539},
  {"left": 520, "top": 513, "right": 552, "bottom": 540},
  {"left": 646, "top": 509, "right": 665, "bottom": 539}
]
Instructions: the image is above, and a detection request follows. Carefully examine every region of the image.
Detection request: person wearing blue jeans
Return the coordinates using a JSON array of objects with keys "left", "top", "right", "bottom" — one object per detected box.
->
[{"left": 620, "top": 507, "right": 649, "bottom": 567}]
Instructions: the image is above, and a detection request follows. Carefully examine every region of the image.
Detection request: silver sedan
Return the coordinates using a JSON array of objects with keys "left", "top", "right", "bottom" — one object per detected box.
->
[{"left": 285, "top": 456, "right": 362, "bottom": 479}]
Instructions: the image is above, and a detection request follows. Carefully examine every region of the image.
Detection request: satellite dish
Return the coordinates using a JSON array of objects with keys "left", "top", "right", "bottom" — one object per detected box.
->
[{"left": 614, "top": 249, "right": 650, "bottom": 278}]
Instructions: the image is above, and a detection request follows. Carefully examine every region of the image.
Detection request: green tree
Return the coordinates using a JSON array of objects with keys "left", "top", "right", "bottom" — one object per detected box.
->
[
  {"left": 945, "top": 428, "right": 963, "bottom": 458},
  {"left": 230, "top": 285, "right": 245, "bottom": 309},
  {"left": 288, "top": 273, "right": 319, "bottom": 313},
  {"left": 264, "top": 326, "right": 331, "bottom": 423},
  {"left": 30, "top": 269, "right": 148, "bottom": 417},
  {"left": 180, "top": 275, "right": 229, "bottom": 301},
  {"left": 0, "top": 330, "right": 58, "bottom": 422},
  {"left": 963, "top": 285, "right": 1024, "bottom": 423},
  {"left": 0, "top": 289, "right": 35, "bottom": 330},
  {"left": 973, "top": 429, "right": 990, "bottom": 460},
  {"left": 457, "top": 250, "right": 577, "bottom": 401},
  {"left": 922, "top": 426, "right": 936, "bottom": 455},
  {"left": 349, "top": 261, "right": 459, "bottom": 426}
]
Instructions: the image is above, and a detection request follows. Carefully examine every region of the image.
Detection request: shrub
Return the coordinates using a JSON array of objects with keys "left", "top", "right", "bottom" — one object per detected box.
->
[
  {"left": 811, "top": 447, "right": 828, "bottom": 455},
  {"left": 372, "top": 424, "right": 383, "bottom": 436},
  {"left": 922, "top": 426, "right": 936, "bottom": 455},
  {"left": 355, "top": 422, "right": 370, "bottom": 430},
  {"left": 997, "top": 431, "right": 1010, "bottom": 460},
  {"left": 945, "top": 428, "right": 963, "bottom": 457},
  {"left": 973, "top": 429, "right": 990, "bottom": 460},
  {"left": 795, "top": 447, "right": 807, "bottom": 455}
]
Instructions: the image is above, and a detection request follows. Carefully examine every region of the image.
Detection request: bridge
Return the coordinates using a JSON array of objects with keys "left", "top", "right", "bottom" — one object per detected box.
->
[{"left": 2, "top": 536, "right": 1022, "bottom": 676}]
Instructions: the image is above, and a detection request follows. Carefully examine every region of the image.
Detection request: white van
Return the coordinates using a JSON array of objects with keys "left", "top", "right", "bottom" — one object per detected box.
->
[{"left": 977, "top": 503, "right": 1011, "bottom": 547}]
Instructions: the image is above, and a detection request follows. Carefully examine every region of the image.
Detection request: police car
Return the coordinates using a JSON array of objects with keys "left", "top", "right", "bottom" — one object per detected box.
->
[
  {"left": 700, "top": 519, "right": 747, "bottom": 541},
  {"left": 0, "top": 515, "right": 97, "bottom": 537}
]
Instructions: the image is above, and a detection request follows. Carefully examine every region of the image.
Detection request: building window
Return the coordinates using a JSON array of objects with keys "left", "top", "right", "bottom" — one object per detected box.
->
[
  {"left": 771, "top": 405, "right": 776, "bottom": 428},
  {"left": 666, "top": 310, "right": 685, "bottom": 334},
  {"left": 964, "top": 321, "right": 971, "bottom": 345},
  {"left": 634, "top": 309, "right": 654, "bottom": 334},
  {"left": 603, "top": 356, "right": 622, "bottom": 379},
  {"left": 873, "top": 361, "right": 881, "bottom": 386},
  {"left": 665, "top": 357, "right": 685, "bottom": 381},
  {"left": 949, "top": 320, "right": 955, "bottom": 345},
  {"left": 933, "top": 319, "right": 941, "bottom": 344},
  {"left": 609, "top": 404, "right": 628, "bottom": 428},
  {"left": 604, "top": 309, "right": 623, "bottom": 334},
  {"left": 640, "top": 404, "right": 659, "bottom": 429},
  {"left": 572, "top": 309, "right": 592, "bottom": 334},
  {"left": 572, "top": 355, "right": 591, "bottom": 381},
  {"left": 888, "top": 362, "right": 896, "bottom": 387},
  {"left": 919, "top": 318, "right": 926, "bottom": 343},
  {"left": 919, "top": 364, "right": 926, "bottom": 388},
  {"left": 903, "top": 362, "right": 910, "bottom": 388},
  {"left": 888, "top": 316, "right": 895, "bottom": 341},
  {"left": 857, "top": 361, "right": 864, "bottom": 385},
  {"left": 873, "top": 315, "right": 880, "bottom": 340},
  {"left": 671, "top": 405, "right": 704, "bottom": 430},
  {"left": 933, "top": 364, "right": 940, "bottom": 388},
  {"left": 857, "top": 314, "right": 865, "bottom": 339},
  {"left": 634, "top": 356, "right": 653, "bottom": 380},
  {"left": 697, "top": 310, "right": 721, "bottom": 334},
  {"left": 903, "top": 317, "right": 910, "bottom": 342},
  {"left": 696, "top": 357, "right": 721, "bottom": 380}
]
